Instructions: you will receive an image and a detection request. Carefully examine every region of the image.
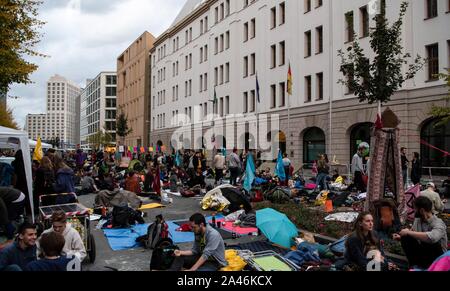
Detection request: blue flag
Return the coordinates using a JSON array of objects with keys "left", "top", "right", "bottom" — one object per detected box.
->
[
  {"left": 256, "top": 73, "right": 260, "bottom": 103},
  {"left": 175, "top": 151, "right": 182, "bottom": 167},
  {"left": 243, "top": 154, "right": 256, "bottom": 192},
  {"left": 275, "top": 150, "right": 286, "bottom": 181}
]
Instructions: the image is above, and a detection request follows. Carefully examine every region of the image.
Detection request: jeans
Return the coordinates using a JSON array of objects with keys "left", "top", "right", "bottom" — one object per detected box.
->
[
  {"left": 316, "top": 173, "right": 328, "bottom": 191},
  {"left": 169, "top": 255, "right": 221, "bottom": 271},
  {"left": 401, "top": 235, "right": 444, "bottom": 269},
  {"left": 215, "top": 169, "right": 224, "bottom": 183},
  {"left": 230, "top": 167, "right": 240, "bottom": 186},
  {"left": 402, "top": 169, "right": 408, "bottom": 186}
]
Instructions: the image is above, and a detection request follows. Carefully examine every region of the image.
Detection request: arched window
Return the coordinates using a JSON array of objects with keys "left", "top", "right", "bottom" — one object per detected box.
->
[
  {"left": 303, "top": 127, "right": 326, "bottom": 165},
  {"left": 350, "top": 123, "right": 373, "bottom": 163},
  {"left": 421, "top": 118, "right": 450, "bottom": 172}
]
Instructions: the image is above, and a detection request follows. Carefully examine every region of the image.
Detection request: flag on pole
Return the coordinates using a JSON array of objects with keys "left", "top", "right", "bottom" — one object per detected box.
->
[
  {"left": 275, "top": 150, "right": 286, "bottom": 181},
  {"left": 243, "top": 154, "right": 256, "bottom": 192},
  {"left": 33, "top": 137, "right": 43, "bottom": 162},
  {"left": 287, "top": 64, "right": 293, "bottom": 95},
  {"left": 256, "top": 73, "right": 261, "bottom": 103}
]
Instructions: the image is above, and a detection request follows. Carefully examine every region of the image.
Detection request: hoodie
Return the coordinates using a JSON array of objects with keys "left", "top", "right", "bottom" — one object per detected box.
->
[
  {"left": 54, "top": 168, "right": 75, "bottom": 193},
  {"left": 38, "top": 223, "right": 86, "bottom": 262}
]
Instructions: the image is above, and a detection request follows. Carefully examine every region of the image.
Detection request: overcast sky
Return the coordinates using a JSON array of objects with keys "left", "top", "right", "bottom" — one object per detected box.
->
[{"left": 9, "top": 0, "right": 186, "bottom": 129}]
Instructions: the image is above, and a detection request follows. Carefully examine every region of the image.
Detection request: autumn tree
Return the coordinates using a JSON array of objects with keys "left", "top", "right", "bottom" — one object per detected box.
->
[
  {"left": 0, "top": 103, "right": 19, "bottom": 129},
  {"left": 0, "top": 0, "right": 46, "bottom": 97}
]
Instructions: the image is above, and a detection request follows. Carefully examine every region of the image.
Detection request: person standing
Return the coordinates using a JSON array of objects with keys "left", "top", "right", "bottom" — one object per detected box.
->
[
  {"left": 228, "top": 148, "right": 242, "bottom": 186},
  {"left": 213, "top": 151, "right": 226, "bottom": 184},
  {"left": 282, "top": 153, "right": 292, "bottom": 186},
  {"left": 316, "top": 154, "right": 330, "bottom": 191},
  {"left": 401, "top": 147, "right": 409, "bottom": 186},
  {"left": 410, "top": 152, "right": 422, "bottom": 186},
  {"left": 351, "top": 146, "right": 366, "bottom": 193},
  {"left": 420, "top": 183, "right": 445, "bottom": 215}
]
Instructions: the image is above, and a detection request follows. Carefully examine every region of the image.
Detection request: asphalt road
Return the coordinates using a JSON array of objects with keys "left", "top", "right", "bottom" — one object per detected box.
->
[{"left": 78, "top": 193, "right": 261, "bottom": 271}]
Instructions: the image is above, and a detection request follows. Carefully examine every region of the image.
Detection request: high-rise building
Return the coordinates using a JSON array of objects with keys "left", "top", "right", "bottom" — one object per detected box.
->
[
  {"left": 80, "top": 72, "right": 117, "bottom": 149},
  {"left": 26, "top": 74, "right": 82, "bottom": 148},
  {"left": 117, "top": 31, "right": 155, "bottom": 147},
  {"left": 150, "top": 0, "right": 449, "bottom": 170}
]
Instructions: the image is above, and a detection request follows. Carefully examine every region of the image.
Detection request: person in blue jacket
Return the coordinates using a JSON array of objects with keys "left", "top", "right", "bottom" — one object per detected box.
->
[
  {"left": 0, "top": 223, "right": 37, "bottom": 271},
  {"left": 53, "top": 156, "right": 75, "bottom": 194},
  {"left": 26, "top": 232, "right": 72, "bottom": 272}
]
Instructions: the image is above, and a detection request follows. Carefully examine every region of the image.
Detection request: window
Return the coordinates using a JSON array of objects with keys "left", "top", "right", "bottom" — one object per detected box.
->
[
  {"left": 250, "top": 90, "right": 256, "bottom": 112},
  {"left": 345, "top": 11, "right": 354, "bottom": 42},
  {"left": 205, "top": 45, "right": 208, "bottom": 61},
  {"left": 244, "top": 56, "right": 249, "bottom": 77},
  {"left": 200, "top": 47, "right": 203, "bottom": 63},
  {"left": 243, "top": 92, "right": 248, "bottom": 113},
  {"left": 200, "top": 19, "right": 204, "bottom": 35},
  {"left": 106, "top": 87, "right": 116, "bottom": 96},
  {"left": 279, "top": 41, "right": 286, "bottom": 66},
  {"left": 215, "top": 7, "right": 219, "bottom": 23},
  {"left": 304, "top": 0, "right": 311, "bottom": 13},
  {"left": 316, "top": 0, "right": 322, "bottom": 8},
  {"left": 204, "top": 73, "right": 208, "bottom": 90},
  {"left": 250, "top": 54, "right": 256, "bottom": 75},
  {"left": 316, "top": 73, "right": 323, "bottom": 100},
  {"left": 220, "top": 34, "right": 224, "bottom": 52},
  {"left": 303, "top": 127, "right": 326, "bottom": 164},
  {"left": 426, "top": 0, "right": 438, "bottom": 19},
  {"left": 200, "top": 75, "right": 203, "bottom": 92},
  {"left": 225, "top": 96, "right": 229, "bottom": 115},
  {"left": 220, "top": 3, "right": 225, "bottom": 20},
  {"left": 426, "top": 43, "right": 439, "bottom": 81},
  {"left": 225, "top": 31, "right": 230, "bottom": 49},
  {"left": 360, "top": 6, "right": 369, "bottom": 38},
  {"left": 250, "top": 18, "right": 256, "bottom": 39},
  {"left": 225, "top": 63, "right": 230, "bottom": 83},
  {"left": 220, "top": 65, "right": 224, "bottom": 84},
  {"left": 244, "top": 23, "right": 249, "bottom": 42},
  {"left": 271, "top": 7, "right": 276, "bottom": 29},
  {"left": 215, "top": 37, "right": 219, "bottom": 54},
  {"left": 226, "top": 0, "right": 230, "bottom": 16},
  {"left": 220, "top": 97, "right": 224, "bottom": 117},
  {"left": 343, "top": 64, "right": 355, "bottom": 94},
  {"left": 271, "top": 45, "right": 276, "bottom": 68},
  {"left": 279, "top": 82, "right": 286, "bottom": 107},
  {"left": 305, "top": 30, "right": 312, "bottom": 57},
  {"left": 215, "top": 67, "right": 219, "bottom": 85},
  {"left": 280, "top": 2, "right": 286, "bottom": 25},
  {"left": 316, "top": 26, "right": 323, "bottom": 54},
  {"left": 271, "top": 85, "right": 276, "bottom": 108},
  {"left": 305, "top": 76, "right": 312, "bottom": 102}
]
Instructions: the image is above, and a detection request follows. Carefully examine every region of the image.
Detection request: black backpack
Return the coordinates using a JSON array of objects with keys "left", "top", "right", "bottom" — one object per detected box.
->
[
  {"left": 112, "top": 204, "right": 131, "bottom": 228},
  {"left": 149, "top": 238, "right": 179, "bottom": 271}
]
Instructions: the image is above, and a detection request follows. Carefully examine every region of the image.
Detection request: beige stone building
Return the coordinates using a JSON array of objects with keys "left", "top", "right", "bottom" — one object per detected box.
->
[{"left": 117, "top": 31, "right": 155, "bottom": 147}]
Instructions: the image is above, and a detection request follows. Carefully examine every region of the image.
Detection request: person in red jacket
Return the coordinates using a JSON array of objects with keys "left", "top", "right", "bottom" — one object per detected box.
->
[{"left": 124, "top": 171, "right": 141, "bottom": 194}]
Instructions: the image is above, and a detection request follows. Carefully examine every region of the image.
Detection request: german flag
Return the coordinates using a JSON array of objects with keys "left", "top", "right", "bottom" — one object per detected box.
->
[{"left": 287, "top": 64, "right": 293, "bottom": 95}]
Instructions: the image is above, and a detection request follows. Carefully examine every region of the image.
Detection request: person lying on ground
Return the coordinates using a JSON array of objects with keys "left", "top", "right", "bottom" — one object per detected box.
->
[
  {"left": 344, "top": 212, "right": 397, "bottom": 271},
  {"left": 393, "top": 196, "right": 448, "bottom": 269},
  {"left": 169, "top": 213, "right": 227, "bottom": 271},
  {"left": 0, "top": 187, "right": 26, "bottom": 240},
  {"left": 37, "top": 211, "right": 86, "bottom": 262},
  {"left": 0, "top": 222, "right": 37, "bottom": 271},
  {"left": 26, "top": 232, "right": 73, "bottom": 271}
]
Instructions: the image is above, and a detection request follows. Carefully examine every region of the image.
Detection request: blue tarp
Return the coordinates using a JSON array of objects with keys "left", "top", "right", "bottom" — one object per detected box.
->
[{"left": 103, "top": 224, "right": 149, "bottom": 251}]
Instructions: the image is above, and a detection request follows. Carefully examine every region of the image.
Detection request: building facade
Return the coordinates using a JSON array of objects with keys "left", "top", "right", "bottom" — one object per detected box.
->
[
  {"left": 26, "top": 74, "right": 82, "bottom": 148},
  {"left": 80, "top": 72, "right": 117, "bottom": 149},
  {"left": 150, "top": 0, "right": 450, "bottom": 170},
  {"left": 116, "top": 31, "right": 155, "bottom": 147}
]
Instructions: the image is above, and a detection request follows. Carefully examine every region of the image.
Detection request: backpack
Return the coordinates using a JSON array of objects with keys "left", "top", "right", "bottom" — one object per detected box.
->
[
  {"left": 264, "top": 187, "right": 290, "bottom": 204},
  {"left": 150, "top": 238, "right": 179, "bottom": 271},
  {"left": 112, "top": 204, "right": 130, "bottom": 228},
  {"left": 142, "top": 220, "right": 169, "bottom": 249}
]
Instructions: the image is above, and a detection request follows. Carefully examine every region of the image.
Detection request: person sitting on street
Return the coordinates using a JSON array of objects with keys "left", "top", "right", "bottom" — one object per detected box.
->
[
  {"left": 37, "top": 211, "right": 86, "bottom": 262},
  {"left": 124, "top": 171, "right": 141, "bottom": 194},
  {"left": 0, "top": 187, "right": 26, "bottom": 240},
  {"left": 169, "top": 213, "right": 227, "bottom": 271},
  {"left": 188, "top": 169, "right": 206, "bottom": 189},
  {"left": 80, "top": 170, "right": 98, "bottom": 195},
  {"left": 26, "top": 232, "right": 73, "bottom": 272},
  {"left": 0, "top": 222, "right": 37, "bottom": 271},
  {"left": 344, "top": 212, "right": 395, "bottom": 271},
  {"left": 393, "top": 196, "right": 448, "bottom": 269},
  {"left": 420, "top": 182, "right": 445, "bottom": 215}
]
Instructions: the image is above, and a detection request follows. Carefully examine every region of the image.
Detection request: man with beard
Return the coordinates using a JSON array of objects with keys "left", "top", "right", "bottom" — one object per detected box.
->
[
  {"left": 169, "top": 213, "right": 227, "bottom": 271},
  {"left": 393, "top": 196, "right": 447, "bottom": 269}
]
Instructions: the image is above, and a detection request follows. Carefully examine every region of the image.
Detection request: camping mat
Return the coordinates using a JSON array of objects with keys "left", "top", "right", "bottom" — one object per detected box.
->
[
  {"left": 172, "top": 221, "right": 235, "bottom": 240},
  {"left": 208, "top": 218, "right": 258, "bottom": 235},
  {"left": 103, "top": 224, "right": 149, "bottom": 251},
  {"left": 167, "top": 215, "right": 225, "bottom": 243},
  {"left": 138, "top": 203, "right": 165, "bottom": 211},
  {"left": 252, "top": 256, "right": 293, "bottom": 271},
  {"left": 230, "top": 241, "right": 290, "bottom": 255}
]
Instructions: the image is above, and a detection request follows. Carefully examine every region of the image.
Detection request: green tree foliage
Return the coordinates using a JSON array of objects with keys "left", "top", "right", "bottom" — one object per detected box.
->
[
  {"left": 0, "top": 0, "right": 47, "bottom": 97},
  {"left": 338, "top": 1, "right": 424, "bottom": 105},
  {"left": 116, "top": 111, "right": 132, "bottom": 141},
  {"left": 87, "top": 129, "right": 113, "bottom": 150}
]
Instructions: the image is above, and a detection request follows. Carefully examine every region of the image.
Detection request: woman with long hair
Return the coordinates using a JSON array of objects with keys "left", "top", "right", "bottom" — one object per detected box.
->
[
  {"left": 53, "top": 156, "right": 75, "bottom": 194},
  {"left": 34, "top": 156, "right": 56, "bottom": 210},
  {"left": 344, "top": 212, "right": 392, "bottom": 271}
]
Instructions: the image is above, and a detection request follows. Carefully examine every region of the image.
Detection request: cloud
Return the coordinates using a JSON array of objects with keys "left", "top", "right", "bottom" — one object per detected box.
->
[{"left": 9, "top": 0, "right": 185, "bottom": 128}]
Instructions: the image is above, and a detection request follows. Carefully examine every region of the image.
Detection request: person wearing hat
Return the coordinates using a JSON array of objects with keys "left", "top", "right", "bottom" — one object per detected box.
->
[{"left": 420, "top": 182, "right": 445, "bottom": 215}]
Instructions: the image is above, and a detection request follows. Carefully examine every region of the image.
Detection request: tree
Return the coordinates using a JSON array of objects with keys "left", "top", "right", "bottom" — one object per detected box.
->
[
  {"left": 0, "top": 103, "right": 19, "bottom": 129},
  {"left": 87, "top": 129, "right": 113, "bottom": 150},
  {"left": 338, "top": 1, "right": 424, "bottom": 105},
  {"left": 116, "top": 111, "right": 132, "bottom": 145},
  {"left": 0, "top": 0, "right": 47, "bottom": 97},
  {"left": 429, "top": 69, "right": 450, "bottom": 126}
]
